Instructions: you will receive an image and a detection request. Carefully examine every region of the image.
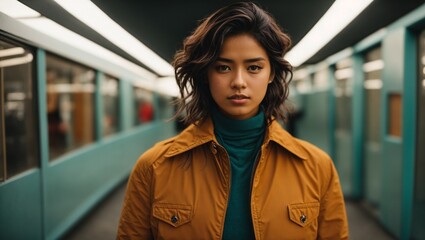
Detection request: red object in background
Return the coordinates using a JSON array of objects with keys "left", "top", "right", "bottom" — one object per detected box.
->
[{"left": 139, "top": 102, "right": 153, "bottom": 122}]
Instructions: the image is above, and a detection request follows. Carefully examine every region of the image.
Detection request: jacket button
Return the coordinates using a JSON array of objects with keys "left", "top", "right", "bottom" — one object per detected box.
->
[
  {"left": 211, "top": 142, "right": 217, "bottom": 154},
  {"left": 300, "top": 214, "right": 307, "bottom": 224},
  {"left": 171, "top": 215, "right": 179, "bottom": 223}
]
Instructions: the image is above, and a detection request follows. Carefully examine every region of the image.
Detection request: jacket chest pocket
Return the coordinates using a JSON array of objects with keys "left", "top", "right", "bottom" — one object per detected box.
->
[
  {"left": 288, "top": 202, "right": 320, "bottom": 227},
  {"left": 152, "top": 203, "right": 194, "bottom": 240},
  {"left": 153, "top": 203, "right": 193, "bottom": 227}
]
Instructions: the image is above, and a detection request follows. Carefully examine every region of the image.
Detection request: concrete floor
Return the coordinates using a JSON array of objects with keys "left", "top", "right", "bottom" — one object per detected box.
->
[{"left": 62, "top": 181, "right": 396, "bottom": 240}]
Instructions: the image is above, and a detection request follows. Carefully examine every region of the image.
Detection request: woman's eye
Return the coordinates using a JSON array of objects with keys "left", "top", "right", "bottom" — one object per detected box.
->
[
  {"left": 216, "top": 65, "right": 231, "bottom": 72},
  {"left": 248, "top": 65, "right": 262, "bottom": 72}
]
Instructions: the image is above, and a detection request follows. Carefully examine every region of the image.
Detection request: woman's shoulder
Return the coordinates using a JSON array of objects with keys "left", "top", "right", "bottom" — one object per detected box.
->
[
  {"left": 133, "top": 135, "right": 180, "bottom": 171},
  {"left": 133, "top": 122, "right": 214, "bottom": 170}
]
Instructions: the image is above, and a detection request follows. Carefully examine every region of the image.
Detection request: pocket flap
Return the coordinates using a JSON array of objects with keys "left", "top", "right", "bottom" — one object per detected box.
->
[
  {"left": 153, "top": 203, "right": 193, "bottom": 227},
  {"left": 288, "top": 202, "right": 320, "bottom": 227}
]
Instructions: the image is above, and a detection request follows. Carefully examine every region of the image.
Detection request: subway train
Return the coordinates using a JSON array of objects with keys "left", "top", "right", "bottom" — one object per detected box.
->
[
  {"left": 1, "top": 2, "right": 425, "bottom": 240},
  {"left": 0, "top": 6, "right": 178, "bottom": 240},
  {"left": 286, "top": 5, "right": 425, "bottom": 239}
]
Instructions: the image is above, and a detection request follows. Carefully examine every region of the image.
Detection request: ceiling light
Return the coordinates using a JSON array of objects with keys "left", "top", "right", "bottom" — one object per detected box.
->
[
  {"left": 55, "top": 0, "right": 174, "bottom": 76},
  {"left": 0, "top": 0, "right": 40, "bottom": 18},
  {"left": 285, "top": 0, "right": 374, "bottom": 67},
  {"left": 19, "top": 17, "right": 156, "bottom": 82}
]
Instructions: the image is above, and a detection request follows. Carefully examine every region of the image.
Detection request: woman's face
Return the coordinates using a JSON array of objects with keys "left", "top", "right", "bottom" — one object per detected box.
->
[{"left": 207, "top": 33, "right": 272, "bottom": 120}]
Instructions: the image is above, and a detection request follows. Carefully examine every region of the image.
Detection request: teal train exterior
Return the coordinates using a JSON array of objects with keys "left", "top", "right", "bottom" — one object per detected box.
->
[
  {"left": 1, "top": 3, "right": 425, "bottom": 240},
  {"left": 289, "top": 3, "right": 425, "bottom": 239},
  {"left": 0, "top": 10, "right": 177, "bottom": 240}
]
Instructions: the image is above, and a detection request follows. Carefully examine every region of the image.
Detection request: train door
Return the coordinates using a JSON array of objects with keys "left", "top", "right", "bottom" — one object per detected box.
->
[
  {"left": 379, "top": 26, "right": 408, "bottom": 238},
  {"left": 361, "top": 47, "right": 383, "bottom": 215},
  {"left": 0, "top": 36, "right": 43, "bottom": 238},
  {"left": 411, "top": 29, "right": 425, "bottom": 240}
]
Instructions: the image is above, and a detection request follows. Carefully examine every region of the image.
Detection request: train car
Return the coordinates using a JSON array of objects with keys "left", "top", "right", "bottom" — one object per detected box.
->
[
  {"left": 0, "top": 7, "right": 177, "bottom": 240},
  {"left": 288, "top": 4, "right": 425, "bottom": 239}
]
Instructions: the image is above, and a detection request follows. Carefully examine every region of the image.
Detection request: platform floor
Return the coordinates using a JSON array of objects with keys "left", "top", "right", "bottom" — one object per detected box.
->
[{"left": 62, "top": 180, "right": 396, "bottom": 240}]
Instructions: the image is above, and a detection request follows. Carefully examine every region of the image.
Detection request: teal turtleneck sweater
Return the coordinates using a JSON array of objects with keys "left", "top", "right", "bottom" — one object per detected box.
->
[{"left": 211, "top": 107, "right": 266, "bottom": 240}]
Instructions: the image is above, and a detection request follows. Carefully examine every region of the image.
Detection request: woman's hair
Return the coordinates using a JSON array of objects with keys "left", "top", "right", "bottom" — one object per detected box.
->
[{"left": 173, "top": 1, "right": 293, "bottom": 125}]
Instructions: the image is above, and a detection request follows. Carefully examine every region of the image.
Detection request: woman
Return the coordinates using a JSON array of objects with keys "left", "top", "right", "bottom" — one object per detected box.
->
[{"left": 118, "top": 2, "right": 348, "bottom": 239}]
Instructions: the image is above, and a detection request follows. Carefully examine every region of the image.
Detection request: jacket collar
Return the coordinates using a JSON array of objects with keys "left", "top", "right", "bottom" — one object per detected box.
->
[{"left": 165, "top": 117, "right": 308, "bottom": 160}]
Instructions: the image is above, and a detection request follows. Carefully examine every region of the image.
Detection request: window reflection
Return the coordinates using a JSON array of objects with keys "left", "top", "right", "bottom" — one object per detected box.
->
[
  {"left": 363, "top": 47, "right": 383, "bottom": 143},
  {"left": 46, "top": 54, "right": 95, "bottom": 160},
  {"left": 133, "top": 87, "right": 154, "bottom": 125},
  {"left": 334, "top": 58, "right": 353, "bottom": 131},
  {"left": 102, "top": 74, "right": 119, "bottom": 136},
  {"left": 0, "top": 38, "right": 38, "bottom": 180}
]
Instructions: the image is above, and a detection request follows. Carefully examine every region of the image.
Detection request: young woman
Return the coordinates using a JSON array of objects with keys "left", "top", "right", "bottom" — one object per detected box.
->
[{"left": 118, "top": 2, "right": 349, "bottom": 239}]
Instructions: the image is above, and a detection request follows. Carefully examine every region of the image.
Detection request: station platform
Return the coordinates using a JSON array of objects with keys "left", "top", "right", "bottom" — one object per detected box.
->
[{"left": 62, "top": 180, "right": 396, "bottom": 240}]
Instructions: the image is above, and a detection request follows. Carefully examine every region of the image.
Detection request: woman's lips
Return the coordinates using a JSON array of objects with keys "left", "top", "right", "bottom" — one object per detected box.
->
[{"left": 228, "top": 94, "right": 249, "bottom": 104}]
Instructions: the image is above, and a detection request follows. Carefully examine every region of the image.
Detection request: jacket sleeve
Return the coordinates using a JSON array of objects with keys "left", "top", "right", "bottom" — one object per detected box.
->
[
  {"left": 117, "top": 157, "right": 153, "bottom": 240},
  {"left": 317, "top": 158, "right": 349, "bottom": 239}
]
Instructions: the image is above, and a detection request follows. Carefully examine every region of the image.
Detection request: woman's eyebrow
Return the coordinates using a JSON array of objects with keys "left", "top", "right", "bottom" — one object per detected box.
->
[{"left": 216, "top": 57, "right": 266, "bottom": 63}]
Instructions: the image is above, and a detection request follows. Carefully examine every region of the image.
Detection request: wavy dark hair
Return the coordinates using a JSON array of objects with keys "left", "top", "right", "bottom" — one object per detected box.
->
[{"left": 173, "top": 2, "right": 292, "bottom": 125}]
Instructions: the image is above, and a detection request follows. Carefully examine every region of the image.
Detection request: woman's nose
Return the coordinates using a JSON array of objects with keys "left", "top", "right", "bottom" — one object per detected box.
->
[{"left": 230, "top": 69, "right": 247, "bottom": 89}]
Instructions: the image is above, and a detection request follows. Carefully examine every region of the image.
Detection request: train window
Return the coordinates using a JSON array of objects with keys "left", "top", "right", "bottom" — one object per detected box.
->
[
  {"left": 46, "top": 54, "right": 95, "bottom": 160},
  {"left": 0, "top": 38, "right": 38, "bottom": 180},
  {"left": 334, "top": 58, "right": 353, "bottom": 131},
  {"left": 363, "top": 47, "right": 383, "bottom": 142},
  {"left": 387, "top": 93, "right": 402, "bottom": 138},
  {"left": 133, "top": 86, "right": 154, "bottom": 125},
  {"left": 101, "top": 74, "right": 119, "bottom": 136}
]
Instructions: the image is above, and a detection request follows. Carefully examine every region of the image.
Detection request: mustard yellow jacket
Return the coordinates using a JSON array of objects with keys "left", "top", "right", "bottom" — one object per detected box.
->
[{"left": 118, "top": 118, "right": 349, "bottom": 239}]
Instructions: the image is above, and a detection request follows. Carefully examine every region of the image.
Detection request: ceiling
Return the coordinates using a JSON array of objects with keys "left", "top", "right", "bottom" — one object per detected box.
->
[{"left": 18, "top": 0, "right": 425, "bottom": 75}]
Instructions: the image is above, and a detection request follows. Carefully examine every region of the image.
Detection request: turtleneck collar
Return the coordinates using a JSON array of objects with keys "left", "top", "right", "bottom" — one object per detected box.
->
[{"left": 211, "top": 105, "right": 265, "bottom": 149}]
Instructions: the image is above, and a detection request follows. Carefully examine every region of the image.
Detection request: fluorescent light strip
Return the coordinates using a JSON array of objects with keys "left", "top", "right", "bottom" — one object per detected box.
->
[
  {"left": 55, "top": 0, "right": 174, "bottom": 76},
  {"left": 0, "top": 1, "right": 183, "bottom": 95},
  {"left": 286, "top": 0, "right": 374, "bottom": 67},
  {"left": 19, "top": 17, "right": 156, "bottom": 84}
]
